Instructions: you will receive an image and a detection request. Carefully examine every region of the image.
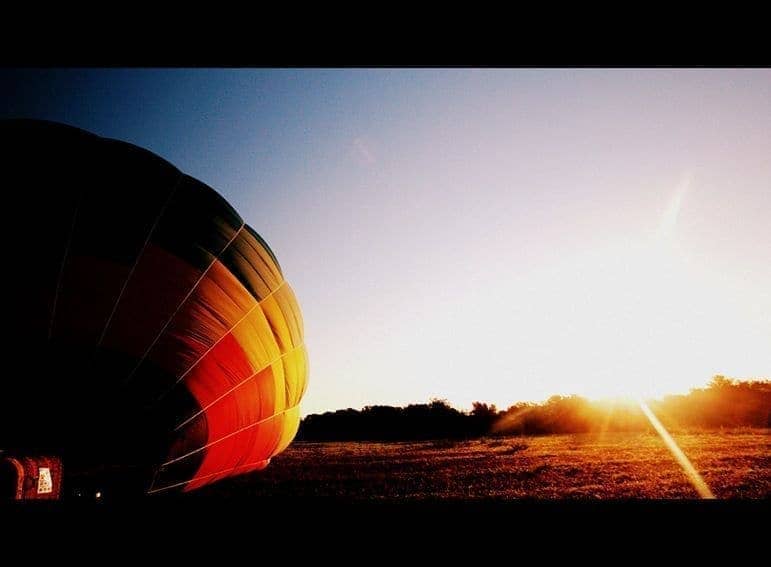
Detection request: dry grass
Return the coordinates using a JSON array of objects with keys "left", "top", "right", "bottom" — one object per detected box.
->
[{"left": 200, "top": 430, "right": 770, "bottom": 499}]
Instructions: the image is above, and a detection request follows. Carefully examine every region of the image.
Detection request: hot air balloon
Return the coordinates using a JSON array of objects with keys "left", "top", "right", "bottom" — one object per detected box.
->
[{"left": 0, "top": 119, "right": 308, "bottom": 498}]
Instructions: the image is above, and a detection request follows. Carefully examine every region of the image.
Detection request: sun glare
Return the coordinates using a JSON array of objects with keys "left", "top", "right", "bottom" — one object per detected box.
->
[
  {"left": 559, "top": 174, "right": 702, "bottom": 401},
  {"left": 637, "top": 398, "right": 716, "bottom": 499}
]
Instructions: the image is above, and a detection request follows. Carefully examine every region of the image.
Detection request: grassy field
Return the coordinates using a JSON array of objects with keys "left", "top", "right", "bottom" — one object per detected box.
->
[{"left": 200, "top": 430, "right": 770, "bottom": 499}]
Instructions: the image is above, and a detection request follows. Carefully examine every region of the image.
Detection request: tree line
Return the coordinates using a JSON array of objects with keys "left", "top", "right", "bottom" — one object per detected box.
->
[{"left": 296, "top": 376, "right": 771, "bottom": 441}]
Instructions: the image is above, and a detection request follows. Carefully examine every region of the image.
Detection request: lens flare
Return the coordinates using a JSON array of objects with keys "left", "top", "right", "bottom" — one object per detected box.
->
[{"left": 637, "top": 398, "right": 715, "bottom": 499}]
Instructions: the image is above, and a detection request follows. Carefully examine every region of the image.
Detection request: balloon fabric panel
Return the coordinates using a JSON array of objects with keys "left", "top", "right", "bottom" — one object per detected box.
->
[{"left": 0, "top": 120, "right": 308, "bottom": 495}]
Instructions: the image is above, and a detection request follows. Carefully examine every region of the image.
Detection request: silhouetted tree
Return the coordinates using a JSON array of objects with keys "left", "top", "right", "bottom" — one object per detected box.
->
[{"left": 296, "top": 378, "right": 770, "bottom": 441}]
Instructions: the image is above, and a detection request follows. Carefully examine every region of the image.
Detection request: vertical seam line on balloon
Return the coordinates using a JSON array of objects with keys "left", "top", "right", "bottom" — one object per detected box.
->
[
  {"left": 285, "top": 288, "right": 304, "bottom": 354},
  {"left": 122, "top": 222, "right": 246, "bottom": 386},
  {"left": 48, "top": 190, "right": 83, "bottom": 340},
  {"left": 173, "top": 341, "right": 305, "bottom": 432},
  {"left": 94, "top": 172, "right": 184, "bottom": 350}
]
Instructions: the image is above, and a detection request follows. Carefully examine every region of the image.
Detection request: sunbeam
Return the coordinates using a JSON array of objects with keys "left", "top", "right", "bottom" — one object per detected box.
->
[{"left": 637, "top": 398, "right": 715, "bottom": 499}]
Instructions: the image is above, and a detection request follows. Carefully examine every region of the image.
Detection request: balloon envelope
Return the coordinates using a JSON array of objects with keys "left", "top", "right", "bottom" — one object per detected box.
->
[{"left": 0, "top": 120, "right": 308, "bottom": 495}]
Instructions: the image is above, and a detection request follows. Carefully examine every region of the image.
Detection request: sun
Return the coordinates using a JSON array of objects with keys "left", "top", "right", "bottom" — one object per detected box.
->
[{"left": 563, "top": 173, "right": 697, "bottom": 402}]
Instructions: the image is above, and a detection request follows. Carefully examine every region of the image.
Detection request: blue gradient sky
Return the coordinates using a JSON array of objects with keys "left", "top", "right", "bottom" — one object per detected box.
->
[{"left": 2, "top": 69, "right": 769, "bottom": 414}]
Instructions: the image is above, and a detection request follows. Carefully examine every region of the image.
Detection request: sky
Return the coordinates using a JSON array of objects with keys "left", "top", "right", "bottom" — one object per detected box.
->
[{"left": 2, "top": 68, "right": 769, "bottom": 414}]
